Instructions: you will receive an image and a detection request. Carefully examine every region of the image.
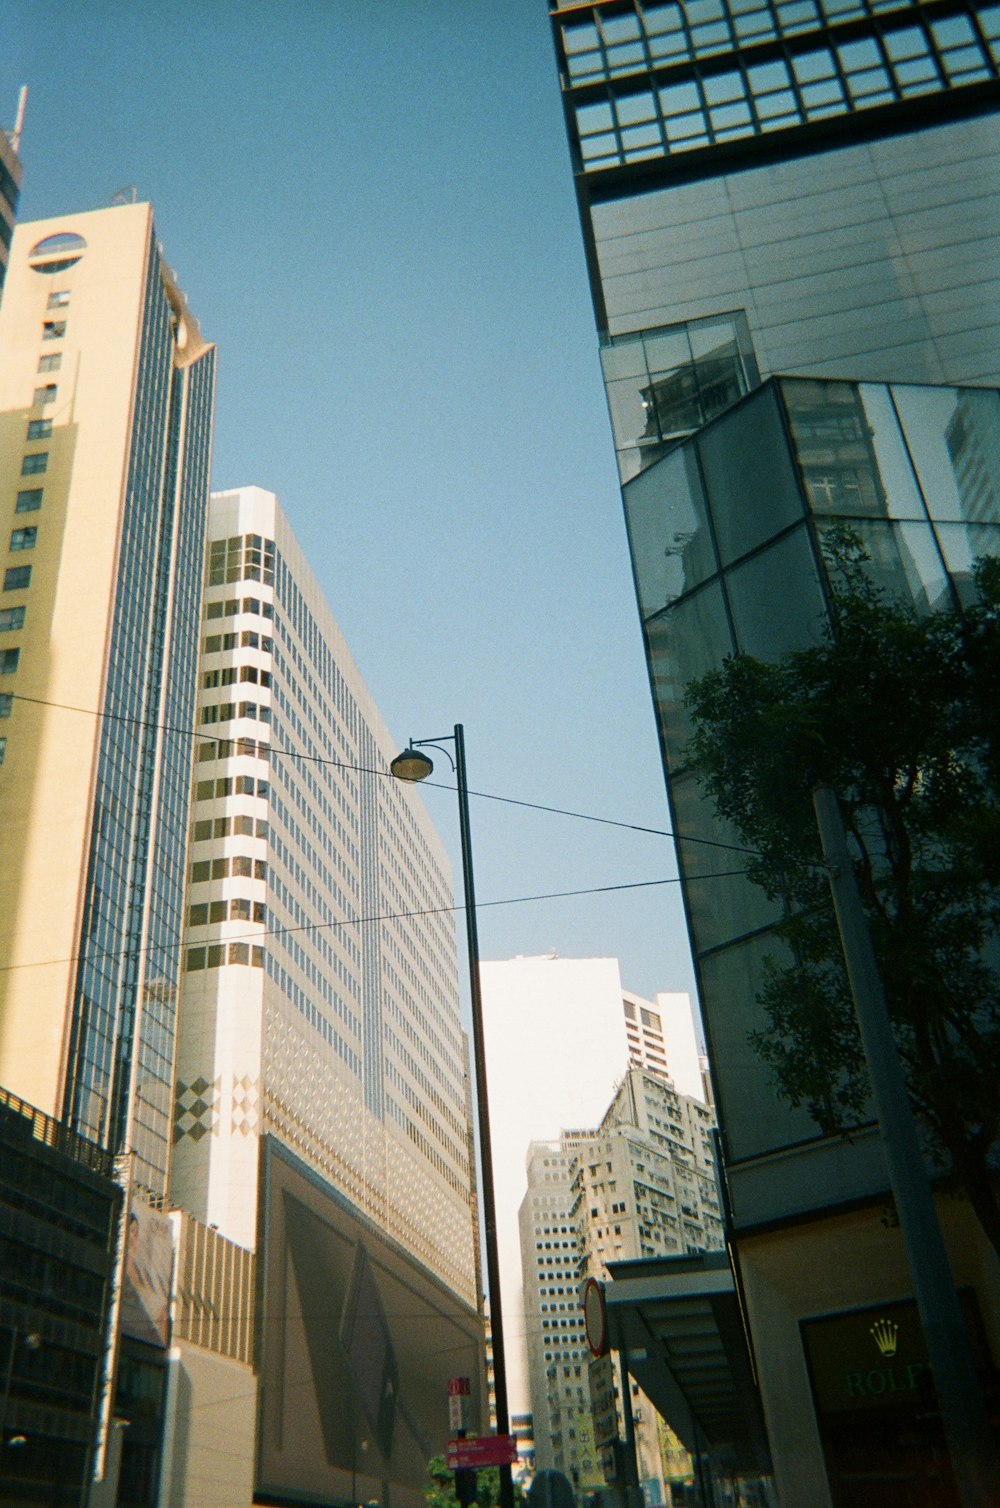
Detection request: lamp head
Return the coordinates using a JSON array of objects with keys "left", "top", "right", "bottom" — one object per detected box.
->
[{"left": 390, "top": 747, "right": 434, "bottom": 783}]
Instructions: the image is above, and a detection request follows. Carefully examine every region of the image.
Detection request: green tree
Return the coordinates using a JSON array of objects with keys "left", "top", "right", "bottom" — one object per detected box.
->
[
  {"left": 684, "top": 530, "right": 1000, "bottom": 1255},
  {"left": 424, "top": 1455, "right": 526, "bottom": 1508}
]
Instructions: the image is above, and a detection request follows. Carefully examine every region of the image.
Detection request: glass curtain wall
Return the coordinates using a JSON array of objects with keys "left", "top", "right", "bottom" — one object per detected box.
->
[{"left": 622, "top": 375, "right": 1000, "bottom": 1162}]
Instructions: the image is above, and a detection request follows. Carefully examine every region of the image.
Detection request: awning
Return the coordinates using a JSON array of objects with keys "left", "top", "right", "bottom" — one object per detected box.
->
[{"left": 602, "top": 1249, "right": 771, "bottom": 1473}]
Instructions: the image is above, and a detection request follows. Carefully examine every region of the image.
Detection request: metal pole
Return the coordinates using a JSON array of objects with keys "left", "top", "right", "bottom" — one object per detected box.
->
[
  {"left": 812, "top": 784, "right": 999, "bottom": 1508},
  {"left": 453, "top": 725, "right": 514, "bottom": 1508}
]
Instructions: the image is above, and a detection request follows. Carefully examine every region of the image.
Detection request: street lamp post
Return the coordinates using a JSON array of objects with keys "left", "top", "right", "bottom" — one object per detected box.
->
[{"left": 391, "top": 725, "right": 514, "bottom": 1508}]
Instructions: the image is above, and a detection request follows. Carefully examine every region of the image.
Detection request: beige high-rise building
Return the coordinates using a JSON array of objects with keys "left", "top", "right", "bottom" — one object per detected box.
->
[{"left": 0, "top": 203, "right": 215, "bottom": 1200}]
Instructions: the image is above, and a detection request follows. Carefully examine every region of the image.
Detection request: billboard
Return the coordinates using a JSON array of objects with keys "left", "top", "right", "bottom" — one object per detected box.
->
[
  {"left": 258, "top": 1137, "right": 484, "bottom": 1508},
  {"left": 119, "top": 1193, "right": 174, "bottom": 1348}
]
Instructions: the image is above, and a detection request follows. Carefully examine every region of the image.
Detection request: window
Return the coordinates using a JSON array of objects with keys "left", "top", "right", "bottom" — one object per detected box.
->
[
  {"left": 209, "top": 900, "right": 227, "bottom": 923},
  {"left": 42, "top": 321, "right": 66, "bottom": 340},
  {"left": 9, "top": 528, "right": 37, "bottom": 552},
  {"left": 211, "top": 857, "right": 228, "bottom": 879},
  {"left": 3, "top": 567, "right": 31, "bottom": 591},
  {"left": 0, "top": 736, "right": 6, "bottom": 765},
  {"left": 188, "top": 903, "right": 208, "bottom": 926},
  {"left": 0, "top": 607, "right": 26, "bottom": 631},
  {"left": 0, "top": 692, "right": 11, "bottom": 716},
  {"left": 190, "top": 860, "right": 211, "bottom": 882},
  {"left": 15, "top": 490, "right": 42, "bottom": 513},
  {"left": 239, "top": 665, "right": 258, "bottom": 683},
  {"left": 206, "top": 600, "right": 224, "bottom": 620},
  {"left": 27, "top": 419, "right": 52, "bottom": 440},
  {"left": 47, "top": 290, "right": 70, "bottom": 309},
  {"left": 230, "top": 898, "right": 251, "bottom": 921},
  {"left": 37, "top": 353, "right": 61, "bottom": 373},
  {"left": 0, "top": 648, "right": 20, "bottom": 673},
  {"left": 21, "top": 454, "right": 48, "bottom": 475},
  {"left": 33, "top": 385, "right": 57, "bottom": 406}
]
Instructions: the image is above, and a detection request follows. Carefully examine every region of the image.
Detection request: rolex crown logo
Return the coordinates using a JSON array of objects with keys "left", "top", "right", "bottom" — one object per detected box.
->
[{"left": 870, "top": 1319, "right": 899, "bottom": 1358}]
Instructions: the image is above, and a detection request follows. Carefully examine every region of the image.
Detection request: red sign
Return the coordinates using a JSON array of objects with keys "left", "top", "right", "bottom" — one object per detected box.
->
[
  {"left": 448, "top": 1376, "right": 472, "bottom": 1396},
  {"left": 446, "top": 1435, "right": 518, "bottom": 1470}
]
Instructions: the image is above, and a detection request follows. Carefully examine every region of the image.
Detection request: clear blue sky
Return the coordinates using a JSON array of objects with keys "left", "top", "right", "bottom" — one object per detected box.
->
[{"left": 3, "top": 0, "right": 699, "bottom": 1007}]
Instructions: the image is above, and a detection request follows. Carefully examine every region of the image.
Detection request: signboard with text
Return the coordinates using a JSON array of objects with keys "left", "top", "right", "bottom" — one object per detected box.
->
[{"left": 446, "top": 1435, "right": 518, "bottom": 1470}]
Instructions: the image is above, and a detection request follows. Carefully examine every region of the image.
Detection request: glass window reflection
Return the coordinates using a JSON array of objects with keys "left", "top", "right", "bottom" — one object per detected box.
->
[
  {"left": 726, "top": 526, "right": 827, "bottom": 659},
  {"left": 645, "top": 579, "right": 733, "bottom": 766},
  {"left": 623, "top": 443, "right": 717, "bottom": 618},
  {"left": 698, "top": 383, "right": 806, "bottom": 565}
]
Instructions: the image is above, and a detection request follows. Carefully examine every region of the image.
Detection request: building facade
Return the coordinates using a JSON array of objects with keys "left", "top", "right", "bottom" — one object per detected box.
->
[
  {"left": 0, "top": 204, "right": 215, "bottom": 1203},
  {"left": 480, "top": 955, "right": 703, "bottom": 1429},
  {"left": 0, "top": 92, "right": 23, "bottom": 293},
  {"left": 0, "top": 1087, "right": 120, "bottom": 1508},
  {"left": 169, "top": 486, "right": 481, "bottom": 1508},
  {"left": 548, "top": 4, "right": 1000, "bottom": 1503},
  {"left": 520, "top": 1069, "right": 721, "bottom": 1498}
]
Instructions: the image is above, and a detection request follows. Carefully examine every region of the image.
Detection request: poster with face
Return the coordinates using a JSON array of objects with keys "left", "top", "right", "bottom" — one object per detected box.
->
[{"left": 119, "top": 1196, "right": 174, "bottom": 1348}]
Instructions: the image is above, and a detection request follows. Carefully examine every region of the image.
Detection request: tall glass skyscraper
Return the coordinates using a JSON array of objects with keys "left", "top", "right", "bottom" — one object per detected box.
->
[
  {"left": 0, "top": 204, "right": 216, "bottom": 1202},
  {"left": 549, "top": 4, "right": 1000, "bottom": 1503}
]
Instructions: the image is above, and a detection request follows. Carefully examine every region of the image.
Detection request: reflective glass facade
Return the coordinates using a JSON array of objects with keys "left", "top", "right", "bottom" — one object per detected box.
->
[
  {"left": 63, "top": 231, "right": 216, "bottom": 1198},
  {"left": 622, "top": 376, "right": 1000, "bottom": 1169},
  {"left": 556, "top": 0, "right": 1000, "bottom": 173}
]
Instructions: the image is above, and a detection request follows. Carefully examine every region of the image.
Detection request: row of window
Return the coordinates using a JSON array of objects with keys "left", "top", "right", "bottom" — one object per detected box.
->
[
  {"left": 205, "top": 595, "right": 274, "bottom": 621},
  {"left": 185, "top": 942, "right": 265, "bottom": 971},
  {"left": 207, "top": 533, "right": 276, "bottom": 588},
  {"left": 196, "top": 736, "right": 271, "bottom": 763},
  {"left": 196, "top": 775, "right": 269, "bottom": 800},
  {"left": 203, "top": 630, "right": 273, "bottom": 655},
  {"left": 571, "top": 3, "right": 1000, "bottom": 168},
  {"left": 202, "top": 665, "right": 271, "bottom": 689},
  {"left": 188, "top": 898, "right": 266, "bottom": 926},
  {"left": 190, "top": 854, "right": 267, "bottom": 882},
  {"left": 561, "top": 0, "right": 991, "bottom": 82},
  {"left": 200, "top": 700, "right": 272, "bottom": 726},
  {"left": 191, "top": 815, "right": 269, "bottom": 842}
]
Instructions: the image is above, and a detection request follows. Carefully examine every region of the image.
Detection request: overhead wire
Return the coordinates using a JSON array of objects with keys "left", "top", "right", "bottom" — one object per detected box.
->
[{"left": 4, "top": 689, "right": 761, "bottom": 859}]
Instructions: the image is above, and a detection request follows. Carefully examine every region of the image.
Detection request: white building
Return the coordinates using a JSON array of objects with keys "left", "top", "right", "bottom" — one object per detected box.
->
[
  {"left": 166, "top": 486, "right": 480, "bottom": 1508},
  {"left": 480, "top": 955, "right": 702, "bottom": 1426},
  {"left": 520, "top": 1069, "right": 722, "bottom": 1496}
]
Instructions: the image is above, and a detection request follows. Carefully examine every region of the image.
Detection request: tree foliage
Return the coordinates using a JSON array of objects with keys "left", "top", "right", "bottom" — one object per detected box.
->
[
  {"left": 684, "top": 529, "right": 1000, "bottom": 1253},
  {"left": 424, "top": 1455, "right": 526, "bottom": 1508}
]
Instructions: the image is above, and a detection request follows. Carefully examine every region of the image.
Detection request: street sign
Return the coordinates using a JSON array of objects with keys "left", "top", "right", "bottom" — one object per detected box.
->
[{"left": 446, "top": 1435, "right": 518, "bottom": 1470}]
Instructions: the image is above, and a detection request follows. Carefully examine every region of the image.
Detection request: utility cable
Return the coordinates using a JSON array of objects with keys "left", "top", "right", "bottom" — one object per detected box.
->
[{"left": 4, "top": 689, "right": 760, "bottom": 859}]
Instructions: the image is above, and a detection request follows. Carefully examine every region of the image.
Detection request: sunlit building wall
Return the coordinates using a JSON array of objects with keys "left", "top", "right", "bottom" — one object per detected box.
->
[
  {"left": 481, "top": 954, "right": 702, "bottom": 1423},
  {"left": 171, "top": 486, "right": 478, "bottom": 1306},
  {"left": 0, "top": 204, "right": 215, "bottom": 1202}
]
